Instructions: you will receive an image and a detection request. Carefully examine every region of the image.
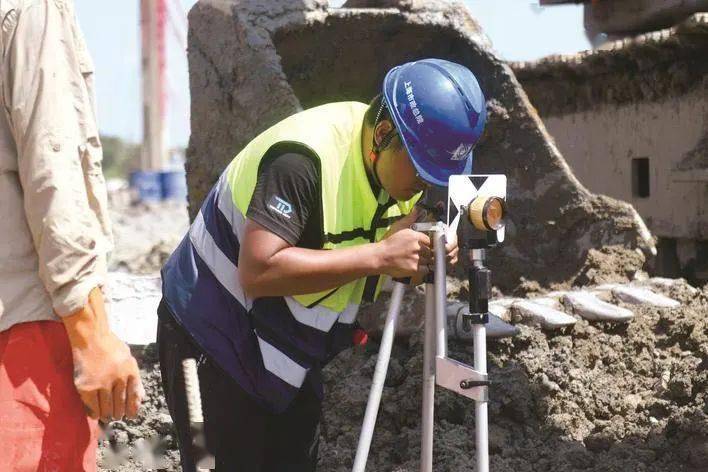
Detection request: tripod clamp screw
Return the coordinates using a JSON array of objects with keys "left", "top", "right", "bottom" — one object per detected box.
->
[
  {"left": 462, "top": 311, "right": 489, "bottom": 326},
  {"left": 460, "top": 378, "right": 490, "bottom": 389}
]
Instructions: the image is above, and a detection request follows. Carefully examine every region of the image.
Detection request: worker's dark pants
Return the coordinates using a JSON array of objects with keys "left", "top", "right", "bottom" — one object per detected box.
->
[{"left": 157, "top": 301, "right": 321, "bottom": 471}]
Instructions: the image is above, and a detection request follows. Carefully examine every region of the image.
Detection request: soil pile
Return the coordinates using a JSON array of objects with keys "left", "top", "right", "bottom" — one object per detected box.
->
[
  {"left": 319, "top": 280, "right": 707, "bottom": 471},
  {"left": 97, "top": 280, "right": 706, "bottom": 471},
  {"left": 98, "top": 345, "right": 182, "bottom": 471}
]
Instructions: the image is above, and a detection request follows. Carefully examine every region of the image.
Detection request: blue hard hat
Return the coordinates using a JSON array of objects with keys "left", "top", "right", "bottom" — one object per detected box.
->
[{"left": 382, "top": 59, "right": 487, "bottom": 187}]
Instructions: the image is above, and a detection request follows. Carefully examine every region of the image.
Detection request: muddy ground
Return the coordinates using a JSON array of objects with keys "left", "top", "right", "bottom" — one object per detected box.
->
[
  {"left": 319, "top": 280, "right": 707, "bottom": 472},
  {"left": 98, "top": 275, "right": 707, "bottom": 471},
  {"left": 98, "top": 197, "right": 706, "bottom": 471}
]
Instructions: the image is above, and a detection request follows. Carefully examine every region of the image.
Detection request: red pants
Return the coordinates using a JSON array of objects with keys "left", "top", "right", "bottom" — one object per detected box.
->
[{"left": 0, "top": 321, "right": 99, "bottom": 471}]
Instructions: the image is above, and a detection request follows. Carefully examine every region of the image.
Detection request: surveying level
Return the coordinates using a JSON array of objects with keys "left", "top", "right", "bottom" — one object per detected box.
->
[{"left": 353, "top": 175, "right": 507, "bottom": 472}]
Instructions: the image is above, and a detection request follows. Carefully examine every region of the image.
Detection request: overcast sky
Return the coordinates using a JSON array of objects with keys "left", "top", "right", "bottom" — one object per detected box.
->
[{"left": 74, "top": 0, "right": 590, "bottom": 148}]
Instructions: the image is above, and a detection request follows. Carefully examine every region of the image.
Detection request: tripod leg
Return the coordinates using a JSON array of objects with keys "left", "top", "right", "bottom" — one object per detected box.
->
[
  {"left": 352, "top": 282, "right": 406, "bottom": 472},
  {"left": 473, "top": 324, "right": 489, "bottom": 472},
  {"left": 420, "top": 284, "right": 435, "bottom": 472},
  {"left": 433, "top": 230, "right": 447, "bottom": 358}
]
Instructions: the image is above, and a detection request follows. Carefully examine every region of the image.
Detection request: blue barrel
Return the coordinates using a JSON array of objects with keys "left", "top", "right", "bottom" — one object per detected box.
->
[
  {"left": 129, "top": 171, "right": 162, "bottom": 202},
  {"left": 160, "top": 169, "right": 188, "bottom": 201}
]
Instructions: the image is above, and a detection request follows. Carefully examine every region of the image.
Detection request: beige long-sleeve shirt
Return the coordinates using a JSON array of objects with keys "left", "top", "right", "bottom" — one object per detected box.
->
[{"left": 0, "top": 0, "right": 112, "bottom": 332}]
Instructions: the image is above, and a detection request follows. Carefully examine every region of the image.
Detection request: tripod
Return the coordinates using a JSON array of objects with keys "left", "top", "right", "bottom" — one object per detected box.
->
[{"left": 353, "top": 221, "right": 492, "bottom": 472}]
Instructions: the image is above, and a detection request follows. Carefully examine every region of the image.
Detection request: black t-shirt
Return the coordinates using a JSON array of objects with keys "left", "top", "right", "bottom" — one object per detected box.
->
[{"left": 247, "top": 152, "right": 323, "bottom": 249}]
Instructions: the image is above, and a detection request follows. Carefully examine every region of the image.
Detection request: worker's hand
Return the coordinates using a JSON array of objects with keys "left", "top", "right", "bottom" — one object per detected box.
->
[
  {"left": 61, "top": 288, "right": 144, "bottom": 422},
  {"left": 405, "top": 230, "right": 459, "bottom": 286},
  {"left": 379, "top": 209, "right": 432, "bottom": 278},
  {"left": 446, "top": 231, "right": 459, "bottom": 266}
]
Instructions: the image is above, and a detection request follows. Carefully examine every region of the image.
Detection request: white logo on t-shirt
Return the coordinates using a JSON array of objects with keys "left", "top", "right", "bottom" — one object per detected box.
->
[{"left": 268, "top": 195, "right": 293, "bottom": 219}]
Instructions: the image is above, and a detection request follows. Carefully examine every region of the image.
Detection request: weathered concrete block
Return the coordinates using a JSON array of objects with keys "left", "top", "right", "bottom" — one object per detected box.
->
[
  {"left": 186, "top": 0, "right": 655, "bottom": 291},
  {"left": 526, "top": 296, "right": 563, "bottom": 309},
  {"left": 563, "top": 291, "right": 635, "bottom": 322},
  {"left": 511, "top": 299, "right": 577, "bottom": 329},
  {"left": 489, "top": 298, "right": 517, "bottom": 321},
  {"left": 611, "top": 285, "right": 681, "bottom": 308}
]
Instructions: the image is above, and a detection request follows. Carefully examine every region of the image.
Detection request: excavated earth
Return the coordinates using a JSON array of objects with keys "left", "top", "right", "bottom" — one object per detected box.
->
[
  {"left": 319, "top": 280, "right": 707, "bottom": 472},
  {"left": 98, "top": 273, "right": 707, "bottom": 471}
]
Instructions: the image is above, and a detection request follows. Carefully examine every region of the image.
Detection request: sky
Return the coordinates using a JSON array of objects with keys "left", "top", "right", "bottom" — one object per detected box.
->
[{"left": 75, "top": 0, "right": 591, "bottom": 149}]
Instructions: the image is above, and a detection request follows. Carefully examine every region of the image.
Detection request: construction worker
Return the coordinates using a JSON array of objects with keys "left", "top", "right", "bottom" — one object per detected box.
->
[
  {"left": 0, "top": 1, "right": 143, "bottom": 470},
  {"left": 158, "top": 58, "right": 487, "bottom": 470}
]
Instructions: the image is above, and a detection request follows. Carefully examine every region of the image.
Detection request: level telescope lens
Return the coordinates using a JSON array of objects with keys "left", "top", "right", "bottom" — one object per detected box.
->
[{"left": 468, "top": 196, "right": 506, "bottom": 231}]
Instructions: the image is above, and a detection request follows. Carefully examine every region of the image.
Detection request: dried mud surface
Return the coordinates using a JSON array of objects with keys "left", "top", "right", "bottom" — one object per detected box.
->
[{"left": 98, "top": 280, "right": 707, "bottom": 471}]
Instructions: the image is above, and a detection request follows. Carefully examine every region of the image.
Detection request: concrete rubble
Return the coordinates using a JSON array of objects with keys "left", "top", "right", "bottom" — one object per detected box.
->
[
  {"left": 610, "top": 285, "right": 682, "bottom": 308},
  {"left": 108, "top": 200, "right": 189, "bottom": 275},
  {"left": 510, "top": 299, "right": 577, "bottom": 330},
  {"left": 562, "top": 291, "right": 635, "bottom": 322}
]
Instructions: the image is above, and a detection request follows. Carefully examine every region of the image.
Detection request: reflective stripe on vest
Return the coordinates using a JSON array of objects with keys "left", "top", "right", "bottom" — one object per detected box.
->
[
  {"left": 164, "top": 179, "right": 312, "bottom": 410},
  {"left": 257, "top": 336, "right": 307, "bottom": 388},
  {"left": 189, "top": 211, "right": 247, "bottom": 307}
]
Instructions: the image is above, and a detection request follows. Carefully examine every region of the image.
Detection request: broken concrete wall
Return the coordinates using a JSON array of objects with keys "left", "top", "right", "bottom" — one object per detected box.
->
[
  {"left": 186, "top": 0, "right": 654, "bottom": 290},
  {"left": 540, "top": 88, "right": 707, "bottom": 241},
  {"left": 513, "top": 14, "right": 707, "bottom": 280}
]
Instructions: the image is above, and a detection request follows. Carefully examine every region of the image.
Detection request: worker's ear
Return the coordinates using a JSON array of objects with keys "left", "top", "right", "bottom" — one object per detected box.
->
[{"left": 374, "top": 119, "right": 394, "bottom": 147}]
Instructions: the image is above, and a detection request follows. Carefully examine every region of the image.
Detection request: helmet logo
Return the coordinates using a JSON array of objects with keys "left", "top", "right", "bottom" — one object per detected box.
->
[
  {"left": 404, "top": 81, "right": 425, "bottom": 124},
  {"left": 449, "top": 143, "right": 473, "bottom": 161}
]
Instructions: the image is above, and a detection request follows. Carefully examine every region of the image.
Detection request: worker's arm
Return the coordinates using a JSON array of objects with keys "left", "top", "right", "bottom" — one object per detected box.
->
[
  {"left": 4, "top": 1, "right": 141, "bottom": 420},
  {"left": 239, "top": 209, "right": 432, "bottom": 298}
]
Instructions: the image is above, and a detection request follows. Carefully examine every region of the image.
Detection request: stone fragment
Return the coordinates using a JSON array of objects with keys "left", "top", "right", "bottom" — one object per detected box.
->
[
  {"left": 526, "top": 296, "right": 562, "bottom": 309},
  {"left": 512, "top": 299, "right": 577, "bottom": 329},
  {"left": 643, "top": 277, "right": 699, "bottom": 295},
  {"left": 488, "top": 298, "right": 519, "bottom": 321},
  {"left": 593, "top": 283, "right": 622, "bottom": 292},
  {"left": 488, "top": 302, "right": 511, "bottom": 321},
  {"left": 563, "top": 291, "right": 634, "bottom": 322},
  {"left": 611, "top": 286, "right": 681, "bottom": 308}
]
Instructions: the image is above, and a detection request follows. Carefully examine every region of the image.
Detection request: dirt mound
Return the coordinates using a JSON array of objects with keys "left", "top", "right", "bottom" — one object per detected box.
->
[
  {"left": 98, "top": 281, "right": 706, "bottom": 471},
  {"left": 569, "top": 245, "right": 647, "bottom": 288},
  {"left": 318, "top": 281, "right": 707, "bottom": 471},
  {"left": 98, "top": 345, "right": 181, "bottom": 471}
]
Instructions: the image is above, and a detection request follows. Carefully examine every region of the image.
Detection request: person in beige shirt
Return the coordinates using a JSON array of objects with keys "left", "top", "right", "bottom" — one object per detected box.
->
[{"left": 0, "top": 1, "right": 143, "bottom": 470}]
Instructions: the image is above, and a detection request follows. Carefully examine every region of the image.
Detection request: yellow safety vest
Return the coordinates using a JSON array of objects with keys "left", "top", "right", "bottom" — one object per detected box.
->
[{"left": 225, "top": 101, "right": 418, "bottom": 310}]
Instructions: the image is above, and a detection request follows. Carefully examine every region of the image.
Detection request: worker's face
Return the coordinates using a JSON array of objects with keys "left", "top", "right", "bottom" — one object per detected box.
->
[{"left": 375, "top": 121, "right": 428, "bottom": 201}]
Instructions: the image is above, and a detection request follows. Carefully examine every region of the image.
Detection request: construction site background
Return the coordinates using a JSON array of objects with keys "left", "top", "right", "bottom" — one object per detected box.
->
[{"left": 92, "top": 1, "right": 707, "bottom": 470}]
